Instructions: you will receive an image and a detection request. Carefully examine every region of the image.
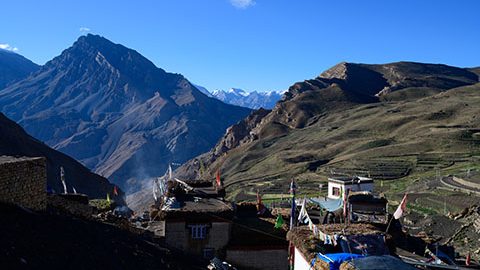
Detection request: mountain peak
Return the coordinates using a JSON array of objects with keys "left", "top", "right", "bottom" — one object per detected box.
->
[
  {"left": 228, "top": 88, "right": 249, "bottom": 96},
  {"left": 36, "top": 33, "right": 175, "bottom": 102},
  {"left": 209, "top": 88, "right": 283, "bottom": 109},
  {"left": 74, "top": 34, "right": 121, "bottom": 50},
  {"left": 319, "top": 61, "right": 350, "bottom": 80},
  {"left": 58, "top": 34, "right": 161, "bottom": 74}
]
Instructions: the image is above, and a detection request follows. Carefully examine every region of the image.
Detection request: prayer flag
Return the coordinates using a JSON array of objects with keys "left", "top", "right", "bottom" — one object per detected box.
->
[
  {"left": 289, "top": 178, "right": 296, "bottom": 195},
  {"left": 168, "top": 164, "right": 173, "bottom": 180},
  {"left": 393, "top": 194, "right": 408, "bottom": 219},
  {"left": 106, "top": 193, "right": 111, "bottom": 204},
  {"left": 274, "top": 214, "right": 284, "bottom": 229},
  {"left": 256, "top": 190, "right": 266, "bottom": 215},
  {"left": 153, "top": 178, "right": 159, "bottom": 201},
  {"left": 113, "top": 185, "right": 118, "bottom": 196},
  {"left": 216, "top": 169, "right": 221, "bottom": 188},
  {"left": 60, "top": 166, "right": 67, "bottom": 194},
  {"left": 343, "top": 188, "right": 349, "bottom": 218},
  {"left": 298, "top": 198, "right": 308, "bottom": 223},
  {"left": 290, "top": 197, "right": 296, "bottom": 228}
]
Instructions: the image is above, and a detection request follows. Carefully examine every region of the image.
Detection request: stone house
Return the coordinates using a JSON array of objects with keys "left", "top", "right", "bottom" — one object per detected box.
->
[
  {"left": 153, "top": 180, "right": 234, "bottom": 260},
  {"left": 152, "top": 180, "right": 289, "bottom": 269},
  {"left": 162, "top": 196, "right": 234, "bottom": 259}
]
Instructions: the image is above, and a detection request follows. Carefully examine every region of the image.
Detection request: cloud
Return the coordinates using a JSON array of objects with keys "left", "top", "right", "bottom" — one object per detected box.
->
[
  {"left": 0, "top": 44, "right": 19, "bottom": 52},
  {"left": 230, "top": 0, "right": 256, "bottom": 9},
  {"left": 79, "top": 27, "right": 91, "bottom": 33}
]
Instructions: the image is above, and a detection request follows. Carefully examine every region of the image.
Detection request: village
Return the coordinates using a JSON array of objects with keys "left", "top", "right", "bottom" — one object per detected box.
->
[{"left": 1, "top": 156, "right": 479, "bottom": 270}]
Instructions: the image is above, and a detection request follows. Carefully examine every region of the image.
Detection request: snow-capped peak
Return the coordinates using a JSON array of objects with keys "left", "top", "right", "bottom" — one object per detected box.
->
[
  {"left": 191, "top": 83, "right": 283, "bottom": 109},
  {"left": 228, "top": 88, "right": 249, "bottom": 97}
]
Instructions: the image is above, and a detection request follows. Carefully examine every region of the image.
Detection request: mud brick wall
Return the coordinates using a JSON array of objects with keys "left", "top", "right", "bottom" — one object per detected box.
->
[{"left": 0, "top": 157, "right": 47, "bottom": 211}]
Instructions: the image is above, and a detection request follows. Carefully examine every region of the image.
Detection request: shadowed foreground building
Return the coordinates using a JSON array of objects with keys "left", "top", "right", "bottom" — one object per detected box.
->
[
  {"left": 150, "top": 180, "right": 289, "bottom": 269},
  {"left": 0, "top": 156, "right": 46, "bottom": 211}
]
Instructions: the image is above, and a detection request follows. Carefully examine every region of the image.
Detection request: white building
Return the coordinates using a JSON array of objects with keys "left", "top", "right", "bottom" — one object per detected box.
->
[
  {"left": 293, "top": 246, "right": 311, "bottom": 270},
  {"left": 327, "top": 176, "right": 373, "bottom": 200}
]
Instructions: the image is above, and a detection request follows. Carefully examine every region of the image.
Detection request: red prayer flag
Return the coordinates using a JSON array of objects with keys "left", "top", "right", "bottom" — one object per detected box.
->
[
  {"left": 216, "top": 169, "right": 221, "bottom": 187},
  {"left": 113, "top": 185, "right": 118, "bottom": 196},
  {"left": 466, "top": 252, "right": 471, "bottom": 266},
  {"left": 394, "top": 194, "right": 408, "bottom": 219},
  {"left": 256, "top": 190, "right": 266, "bottom": 214}
]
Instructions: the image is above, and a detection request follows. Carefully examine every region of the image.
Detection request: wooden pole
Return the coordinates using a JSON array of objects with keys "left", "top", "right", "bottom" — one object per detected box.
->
[{"left": 385, "top": 215, "right": 394, "bottom": 233}]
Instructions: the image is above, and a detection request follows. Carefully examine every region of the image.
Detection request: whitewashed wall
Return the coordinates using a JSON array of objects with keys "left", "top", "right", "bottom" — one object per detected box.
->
[{"left": 294, "top": 247, "right": 311, "bottom": 270}]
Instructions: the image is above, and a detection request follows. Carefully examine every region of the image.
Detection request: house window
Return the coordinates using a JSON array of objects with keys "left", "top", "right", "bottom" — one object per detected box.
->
[
  {"left": 189, "top": 224, "right": 208, "bottom": 240},
  {"left": 333, "top": 187, "right": 341, "bottom": 196},
  {"left": 203, "top": 248, "right": 215, "bottom": 259}
]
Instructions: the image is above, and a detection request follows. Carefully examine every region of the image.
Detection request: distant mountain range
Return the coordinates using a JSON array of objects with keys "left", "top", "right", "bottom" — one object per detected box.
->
[
  {"left": 0, "top": 34, "right": 251, "bottom": 191},
  {"left": 0, "top": 49, "right": 39, "bottom": 89},
  {"left": 193, "top": 85, "right": 284, "bottom": 109}
]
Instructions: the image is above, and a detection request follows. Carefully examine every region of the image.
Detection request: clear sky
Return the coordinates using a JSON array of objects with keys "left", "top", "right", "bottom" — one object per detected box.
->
[{"left": 1, "top": 0, "right": 479, "bottom": 92}]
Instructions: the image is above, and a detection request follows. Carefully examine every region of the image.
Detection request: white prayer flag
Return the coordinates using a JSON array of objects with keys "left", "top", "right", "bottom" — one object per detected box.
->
[
  {"left": 298, "top": 198, "right": 308, "bottom": 223},
  {"left": 168, "top": 164, "right": 173, "bottom": 180},
  {"left": 60, "top": 166, "right": 67, "bottom": 194}
]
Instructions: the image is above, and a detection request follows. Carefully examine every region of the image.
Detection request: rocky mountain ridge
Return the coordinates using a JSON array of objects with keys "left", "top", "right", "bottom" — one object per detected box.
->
[
  {"left": 0, "top": 34, "right": 251, "bottom": 191},
  {"left": 0, "top": 49, "right": 40, "bottom": 89}
]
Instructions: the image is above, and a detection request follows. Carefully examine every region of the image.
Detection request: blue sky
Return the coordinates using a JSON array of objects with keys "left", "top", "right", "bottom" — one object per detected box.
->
[{"left": 1, "top": 0, "right": 479, "bottom": 92}]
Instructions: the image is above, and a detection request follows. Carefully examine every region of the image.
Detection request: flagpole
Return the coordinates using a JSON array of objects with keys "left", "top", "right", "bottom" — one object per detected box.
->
[
  {"left": 289, "top": 178, "right": 296, "bottom": 230},
  {"left": 385, "top": 214, "right": 394, "bottom": 233}
]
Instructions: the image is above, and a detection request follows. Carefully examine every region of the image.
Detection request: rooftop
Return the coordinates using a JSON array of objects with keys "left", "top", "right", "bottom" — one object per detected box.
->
[
  {"left": 328, "top": 176, "right": 373, "bottom": 184},
  {"left": 287, "top": 224, "right": 389, "bottom": 270},
  {"left": 162, "top": 196, "right": 234, "bottom": 219},
  {"left": 348, "top": 192, "right": 388, "bottom": 204}
]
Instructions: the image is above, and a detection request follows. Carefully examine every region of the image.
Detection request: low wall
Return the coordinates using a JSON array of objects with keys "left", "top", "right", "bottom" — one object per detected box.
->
[
  {"left": 226, "top": 248, "right": 288, "bottom": 270},
  {"left": 0, "top": 156, "right": 47, "bottom": 211},
  {"left": 47, "top": 194, "right": 93, "bottom": 218},
  {"left": 452, "top": 176, "right": 480, "bottom": 190}
]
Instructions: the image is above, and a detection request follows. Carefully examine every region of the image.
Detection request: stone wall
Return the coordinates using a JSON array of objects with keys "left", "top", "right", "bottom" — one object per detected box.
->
[
  {"left": 226, "top": 248, "right": 288, "bottom": 270},
  {"left": 0, "top": 156, "right": 47, "bottom": 211},
  {"left": 47, "top": 194, "right": 93, "bottom": 218}
]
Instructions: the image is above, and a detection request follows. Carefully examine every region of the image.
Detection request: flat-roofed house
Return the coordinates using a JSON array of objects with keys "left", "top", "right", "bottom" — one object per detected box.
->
[
  {"left": 154, "top": 180, "right": 234, "bottom": 260},
  {"left": 327, "top": 176, "right": 374, "bottom": 200}
]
